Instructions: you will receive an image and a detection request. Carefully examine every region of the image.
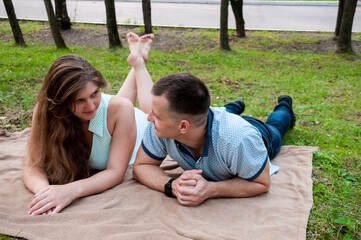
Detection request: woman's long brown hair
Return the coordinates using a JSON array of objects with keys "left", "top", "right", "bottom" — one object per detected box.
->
[{"left": 27, "top": 54, "right": 108, "bottom": 184}]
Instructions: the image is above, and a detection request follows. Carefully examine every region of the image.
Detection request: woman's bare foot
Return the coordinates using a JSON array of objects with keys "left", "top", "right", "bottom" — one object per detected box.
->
[
  {"left": 140, "top": 34, "right": 154, "bottom": 63},
  {"left": 126, "top": 32, "right": 143, "bottom": 66}
]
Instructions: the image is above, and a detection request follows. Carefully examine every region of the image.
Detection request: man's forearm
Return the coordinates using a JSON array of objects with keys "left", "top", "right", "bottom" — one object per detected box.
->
[
  {"left": 208, "top": 177, "right": 270, "bottom": 198},
  {"left": 208, "top": 160, "right": 271, "bottom": 198},
  {"left": 133, "top": 164, "right": 171, "bottom": 193},
  {"left": 173, "top": 169, "right": 270, "bottom": 207}
]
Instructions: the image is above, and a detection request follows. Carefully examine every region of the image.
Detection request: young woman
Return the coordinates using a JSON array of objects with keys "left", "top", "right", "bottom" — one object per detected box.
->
[{"left": 23, "top": 32, "right": 154, "bottom": 215}]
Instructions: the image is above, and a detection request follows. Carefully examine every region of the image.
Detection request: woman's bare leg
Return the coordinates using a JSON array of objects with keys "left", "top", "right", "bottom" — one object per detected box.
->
[
  {"left": 135, "top": 34, "right": 154, "bottom": 114},
  {"left": 116, "top": 33, "right": 139, "bottom": 105},
  {"left": 117, "top": 32, "right": 154, "bottom": 114}
]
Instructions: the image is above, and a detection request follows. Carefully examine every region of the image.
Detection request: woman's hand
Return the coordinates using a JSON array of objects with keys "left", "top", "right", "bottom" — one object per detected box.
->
[{"left": 28, "top": 184, "right": 78, "bottom": 216}]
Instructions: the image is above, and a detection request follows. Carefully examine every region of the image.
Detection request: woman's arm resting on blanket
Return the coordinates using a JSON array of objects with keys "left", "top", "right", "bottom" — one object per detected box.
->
[
  {"left": 23, "top": 166, "right": 50, "bottom": 195},
  {"left": 23, "top": 104, "right": 51, "bottom": 195},
  {"left": 173, "top": 161, "right": 271, "bottom": 206},
  {"left": 28, "top": 99, "right": 137, "bottom": 215},
  {"left": 28, "top": 166, "right": 130, "bottom": 215}
]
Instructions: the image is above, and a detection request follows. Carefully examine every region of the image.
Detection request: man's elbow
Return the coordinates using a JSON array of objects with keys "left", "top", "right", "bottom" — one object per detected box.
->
[
  {"left": 253, "top": 178, "right": 270, "bottom": 195},
  {"left": 260, "top": 179, "right": 271, "bottom": 194},
  {"left": 132, "top": 170, "right": 139, "bottom": 181},
  {"left": 250, "top": 182, "right": 269, "bottom": 197},
  {"left": 263, "top": 182, "right": 270, "bottom": 193},
  {"left": 254, "top": 169, "right": 271, "bottom": 194},
  {"left": 132, "top": 164, "right": 140, "bottom": 181}
]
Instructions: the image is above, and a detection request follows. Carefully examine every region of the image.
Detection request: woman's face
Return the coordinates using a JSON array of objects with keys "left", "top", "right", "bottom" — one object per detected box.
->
[{"left": 72, "top": 81, "right": 101, "bottom": 122}]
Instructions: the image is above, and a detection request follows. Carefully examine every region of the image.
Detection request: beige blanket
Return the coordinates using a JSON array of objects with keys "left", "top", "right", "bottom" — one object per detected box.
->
[{"left": 0, "top": 129, "right": 317, "bottom": 240}]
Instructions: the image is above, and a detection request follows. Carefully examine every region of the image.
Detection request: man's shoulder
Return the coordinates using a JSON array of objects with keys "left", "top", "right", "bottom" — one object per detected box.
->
[
  {"left": 141, "top": 124, "right": 179, "bottom": 161},
  {"left": 210, "top": 107, "right": 257, "bottom": 135},
  {"left": 143, "top": 124, "right": 177, "bottom": 146},
  {"left": 208, "top": 107, "right": 263, "bottom": 155}
]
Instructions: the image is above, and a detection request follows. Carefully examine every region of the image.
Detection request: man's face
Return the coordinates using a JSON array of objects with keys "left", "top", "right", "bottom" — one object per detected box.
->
[{"left": 147, "top": 95, "right": 181, "bottom": 139}]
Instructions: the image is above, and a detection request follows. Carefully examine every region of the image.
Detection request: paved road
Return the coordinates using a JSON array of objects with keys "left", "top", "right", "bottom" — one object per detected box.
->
[{"left": 0, "top": 0, "right": 360, "bottom": 32}]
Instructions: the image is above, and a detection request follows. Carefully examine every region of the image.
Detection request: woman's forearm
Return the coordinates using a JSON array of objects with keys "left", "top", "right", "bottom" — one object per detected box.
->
[
  {"left": 23, "top": 166, "right": 50, "bottom": 194},
  {"left": 68, "top": 168, "right": 126, "bottom": 199}
]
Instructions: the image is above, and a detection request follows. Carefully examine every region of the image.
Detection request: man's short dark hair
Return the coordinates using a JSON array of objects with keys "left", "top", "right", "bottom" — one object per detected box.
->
[{"left": 152, "top": 73, "right": 211, "bottom": 120}]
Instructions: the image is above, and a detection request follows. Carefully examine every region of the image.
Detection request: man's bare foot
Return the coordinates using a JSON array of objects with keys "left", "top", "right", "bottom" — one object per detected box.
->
[
  {"left": 140, "top": 34, "right": 154, "bottom": 63},
  {"left": 126, "top": 32, "right": 143, "bottom": 66}
]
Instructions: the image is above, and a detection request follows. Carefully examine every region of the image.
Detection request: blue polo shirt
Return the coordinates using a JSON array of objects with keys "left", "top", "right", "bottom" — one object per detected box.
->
[{"left": 141, "top": 107, "right": 278, "bottom": 181}]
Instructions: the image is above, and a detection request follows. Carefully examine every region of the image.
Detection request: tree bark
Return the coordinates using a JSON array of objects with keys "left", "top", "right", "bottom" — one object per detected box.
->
[
  {"left": 337, "top": 0, "right": 357, "bottom": 53},
  {"left": 55, "top": 0, "right": 71, "bottom": 30},
  {"left": 220, "top": 0, "right": 231, "bottom": 50},
  {"left": 230, "top": 0, "right": 246, "bottom": 38},
  {"left": 104, "top": 0, "right": 122, "bottom": 49},
  {"left": 3, "top": 0, "right": 26, "bottom": 46},
  {"left": 43, "top": 0, "right": 67, "bottom": 49},
  {"left": 334, "top": 0, "right": 345, "bottom": 39},
  {"left": 142, "top": 0, "right": 152, "bottom": 34}
]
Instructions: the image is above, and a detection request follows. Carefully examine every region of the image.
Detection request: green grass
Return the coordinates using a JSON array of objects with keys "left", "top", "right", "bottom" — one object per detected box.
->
[
  {"left": 0, "top": 234, "right": 24, "bottom": 240},
  {"left": 0, "top": 21, "right": 360, "bottom": 239}
]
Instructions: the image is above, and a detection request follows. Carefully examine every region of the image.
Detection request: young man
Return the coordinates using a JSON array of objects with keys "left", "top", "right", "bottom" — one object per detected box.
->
[{"left": 133, "top": 73, "right": 295, "bottom": 206}]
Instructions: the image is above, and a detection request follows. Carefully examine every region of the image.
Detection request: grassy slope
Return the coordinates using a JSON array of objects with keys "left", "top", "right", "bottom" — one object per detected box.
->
[{"left": 0, "top": 21, "right": 360, "bottom": 239}]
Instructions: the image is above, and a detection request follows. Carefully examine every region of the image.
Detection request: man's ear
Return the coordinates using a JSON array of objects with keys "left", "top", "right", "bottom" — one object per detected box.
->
[{"left": 179, "top": 120, "right": 190, "bottom": 134}]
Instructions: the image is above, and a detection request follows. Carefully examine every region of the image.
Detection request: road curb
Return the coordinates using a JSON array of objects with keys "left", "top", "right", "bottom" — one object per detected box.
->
[{"left": 110, "top": 0, "right": 361, "bottom": 6}]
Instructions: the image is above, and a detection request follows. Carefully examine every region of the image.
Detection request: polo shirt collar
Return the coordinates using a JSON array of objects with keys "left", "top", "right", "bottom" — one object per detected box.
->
[{"left": 201, "top": 109, "right": 213, "bottom": 157}]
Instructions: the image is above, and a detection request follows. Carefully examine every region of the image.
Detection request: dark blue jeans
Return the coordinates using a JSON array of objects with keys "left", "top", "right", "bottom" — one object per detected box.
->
[{"left": 225, "top": 102, "right": 294, "bottom": 160}]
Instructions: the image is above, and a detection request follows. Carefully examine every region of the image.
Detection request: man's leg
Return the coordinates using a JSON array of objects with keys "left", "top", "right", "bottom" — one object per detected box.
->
[
  {"left": 263, "top": 95, "right": 295, "bottom": 159},
  {"left": 266, "top": 95, "right": 295, "bottom": 139},
  {"left": 241, "top": 96, "right": 295, "bottom": 160},
  {"left": 224, "top": 99, "right": 246, "bottom": 115}
]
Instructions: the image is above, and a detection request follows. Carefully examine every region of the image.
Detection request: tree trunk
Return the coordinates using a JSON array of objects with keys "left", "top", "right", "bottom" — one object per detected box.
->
[
  {"left": 142, "top": 0, "right": 152, "bottom": 34},
  {"left": 230, "top": 0, "right": 246, "bottom": 38},
  {"left": 220, "top": 0, "right": 231, "bottom": 50},
  {"left": 55, "top": 0, "right": 71, "bottom": 30},
  {"left": 334, "top": 0, "right": 345, "bottom": 39},
  {"left": 104, "top": 0, "right": 122, "bottom": 49},
  {"left": 337, "top": 0, "right": 357, "bottom": 53},
  {"left": 43, "top": 0, "right": 67, "bottom": 49},
  {"left": 3, "top": 0, "right": 26, "bottom": 46}
]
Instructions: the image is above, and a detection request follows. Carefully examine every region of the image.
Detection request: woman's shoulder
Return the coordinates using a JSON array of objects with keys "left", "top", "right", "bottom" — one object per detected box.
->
[
  {"left": 108, "top": 95, "right": 134, "bottom": 112},
  {"left": 107, "top": 96, "right": 135, "bottom": 129}
]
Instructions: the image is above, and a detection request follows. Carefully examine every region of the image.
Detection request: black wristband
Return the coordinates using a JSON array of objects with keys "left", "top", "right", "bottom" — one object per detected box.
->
[{"left": 164, "top": 178, "right": 176, "bottom": 198}]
